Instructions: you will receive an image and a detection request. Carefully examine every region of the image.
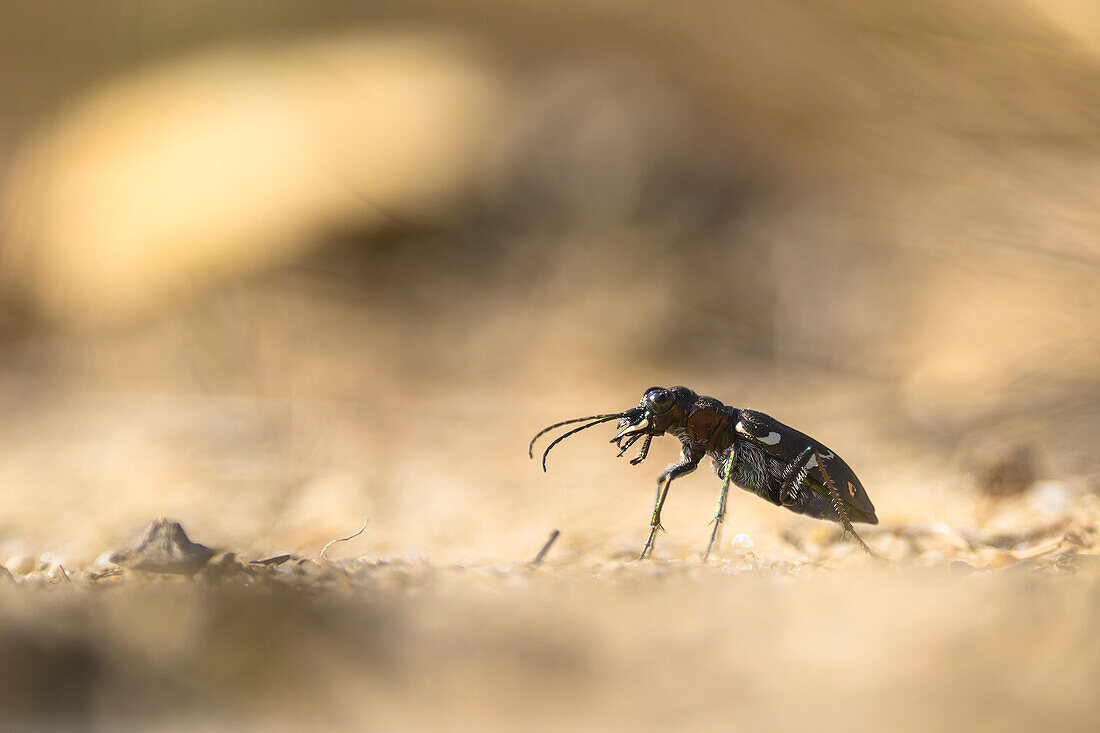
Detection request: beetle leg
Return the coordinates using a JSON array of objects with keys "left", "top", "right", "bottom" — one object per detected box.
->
[
  {"left": 639, "top": 448, "right": 702, "bottom": 560},
  {"left": 779, "top": 446, "right": 815, "bottom": 506},
  {"left": 814, "top": 449, "right": 878, "bottom": 559},
  {"left": 703, "top": 450, "right": 736, "bottom": 561},
  {"left": 639, "top": 477, "right": 672, "bottom": 560}
]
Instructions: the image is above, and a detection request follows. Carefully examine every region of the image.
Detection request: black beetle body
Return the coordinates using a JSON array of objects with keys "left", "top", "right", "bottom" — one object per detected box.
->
[{"left": 530, "top": 386, "right": 877, "bottom": 559}]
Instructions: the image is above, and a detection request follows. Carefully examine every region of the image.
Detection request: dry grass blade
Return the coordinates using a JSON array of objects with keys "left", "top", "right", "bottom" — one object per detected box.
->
[{"left": 320, "top": 519, "right": 370, "bottom": 562}]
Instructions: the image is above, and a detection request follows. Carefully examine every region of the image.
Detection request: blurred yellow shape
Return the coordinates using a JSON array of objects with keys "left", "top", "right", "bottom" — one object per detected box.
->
[{"left": 1, "top": 33, "right": 505, "bottom": 324}]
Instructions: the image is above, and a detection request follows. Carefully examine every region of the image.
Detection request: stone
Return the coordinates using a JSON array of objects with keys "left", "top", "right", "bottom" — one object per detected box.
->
[{"left": 109, "top": 518, "right": 215, "bottom": 575}]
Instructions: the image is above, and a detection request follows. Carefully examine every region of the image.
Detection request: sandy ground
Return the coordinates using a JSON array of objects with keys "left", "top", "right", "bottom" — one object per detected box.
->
[{"left": 2, "top": 506, "right": 1098, "bottom": 732}]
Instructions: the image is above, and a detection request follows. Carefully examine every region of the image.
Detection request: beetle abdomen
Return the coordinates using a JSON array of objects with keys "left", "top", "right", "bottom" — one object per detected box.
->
[
  {"left": 713, "top": 441, "right": 782, "bottom": 506},
  {"left": 714, "top": 439, "right": 878, "bottom": 524}
]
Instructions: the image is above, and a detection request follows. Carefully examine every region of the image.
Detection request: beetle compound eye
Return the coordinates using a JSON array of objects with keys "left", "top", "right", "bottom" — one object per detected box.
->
[{"left": 644, "top": 388, "right": 675, "bottom": 414}]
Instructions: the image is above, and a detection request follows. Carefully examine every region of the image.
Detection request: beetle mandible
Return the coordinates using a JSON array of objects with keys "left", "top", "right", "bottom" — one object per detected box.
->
[{"left": 529, "top": 386, "right": 878, "bottom": 560}]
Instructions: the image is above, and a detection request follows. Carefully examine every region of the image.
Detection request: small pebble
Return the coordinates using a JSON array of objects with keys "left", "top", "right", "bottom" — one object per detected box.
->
[
  {"left": 1027, "top": 481, "right": 1081, "bottom": 516},
  {"left": 46, "top": 563, "right": 71, "bottom": 583},
  {"left": 110, "top": 518, "right": 214, "bottom": 574},
  {"left": 5, "top": 554, "right": 35, "bottom": 576}
]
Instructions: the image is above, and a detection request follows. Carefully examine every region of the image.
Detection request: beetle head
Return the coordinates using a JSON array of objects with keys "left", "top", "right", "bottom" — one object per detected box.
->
[
  {"left": 530, "top": 386, "right": 699, "bottom": 471},
  {"left": 611, "top": 386, "right": 696, "bottom": 447}
]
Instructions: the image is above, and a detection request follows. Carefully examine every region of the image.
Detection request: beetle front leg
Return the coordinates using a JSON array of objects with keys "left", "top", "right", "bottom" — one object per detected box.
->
[{"left": 639, "top": 447, "right": 702, "bottom": 560}]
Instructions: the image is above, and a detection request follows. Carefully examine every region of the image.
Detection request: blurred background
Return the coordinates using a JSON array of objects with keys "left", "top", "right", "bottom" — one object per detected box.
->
[{"left": 0, "top": 1, "right": 1097, "bottom": 731}]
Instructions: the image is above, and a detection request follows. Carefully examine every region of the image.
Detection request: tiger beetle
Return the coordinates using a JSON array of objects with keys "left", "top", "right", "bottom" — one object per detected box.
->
[{"left": 529, "top": 386, "right": 878, "bottom": 560}]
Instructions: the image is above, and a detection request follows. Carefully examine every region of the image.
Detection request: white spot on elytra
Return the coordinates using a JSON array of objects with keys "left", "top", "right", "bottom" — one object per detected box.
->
[
  {"left": 806, "top": 449, "right": 833, "bottom": 470},
  {"left": 736, "top": 420, "right": 780, "bottom": 445}
]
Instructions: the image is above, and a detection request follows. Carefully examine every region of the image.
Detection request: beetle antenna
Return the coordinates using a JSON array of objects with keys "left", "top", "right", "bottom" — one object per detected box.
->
[
  {"left": 528, "top": 413, "right": 623, "bottom": 458},
  {"left": 541, "top": 416, "right": 623, "bottom": 472}
]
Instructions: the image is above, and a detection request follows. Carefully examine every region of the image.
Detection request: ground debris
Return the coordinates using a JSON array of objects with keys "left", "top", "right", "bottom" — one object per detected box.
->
[
  {"left": 528, "top": 529, "right": 560, "bottom": 567},
  {"left": 320, "top": 519, "right": 370, "bottom": 562},
  {"left": 84, "top": 567, "right": 123, "bottom": 582},
  {"left": 251, "top": 553, "right": 293, "bottom": 567},
  {"left": 109, "top": 518, "right": 215, "bottom": 575},
  {"left": 5, "top": 499, "right": 1097, "bottom": 592}
]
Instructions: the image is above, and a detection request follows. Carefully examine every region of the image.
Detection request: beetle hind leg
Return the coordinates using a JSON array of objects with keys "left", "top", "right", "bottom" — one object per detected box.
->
[{"left": 813, "top": 450, "right": 878, "bottom": 559}]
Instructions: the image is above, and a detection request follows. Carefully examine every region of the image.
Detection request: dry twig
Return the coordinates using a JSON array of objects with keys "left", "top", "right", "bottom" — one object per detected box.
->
[
  {"left": 528, "top": 529, "right": 561, "bottom": 567},
  {"left": 320, "top": 519, "right": 370, "bottom": 561}
]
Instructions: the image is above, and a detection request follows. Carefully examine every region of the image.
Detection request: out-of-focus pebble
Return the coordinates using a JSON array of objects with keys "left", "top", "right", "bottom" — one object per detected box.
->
[
  {"left": 979, "top": 549, "right": 1023, "bottom": 569},
  {"left": 950, "top": 560, "right": 980, "bottom": 574},
  {"left": 731, "top": 533, "right": 753, "bottom": 551},
  {"left": 1027, "top": 481, "right": 1082, "bottom": 516},
  {"left": 46, "top": 563, "right": 71, "bottom": 583},
  {"left": 1010, "top": 536, "right": 1064, "bottom": 559},
  {"left": 926, "top": 522, "right": 972, "bottom": 552},
  {"left": 917, "top": 550, "right": 950, "bottom": 566},
  {"left": 873, "top": 533, "right": 912, "bottom": 560},
  {"left": 5, "top": 555, "right": 35, "bottom": 575},
  {"left": 39, "top": 552, "right": 69, "bottom": 570}
]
